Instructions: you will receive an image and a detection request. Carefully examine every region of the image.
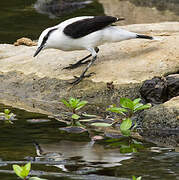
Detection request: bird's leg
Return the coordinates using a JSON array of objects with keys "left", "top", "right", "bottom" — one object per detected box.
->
[
  {"left": 63, "top": 47, "right": 99, "bottom": 69},
  {"left": 63, "top": 54, "right": 91, "bottom": 69},
  {"left": 70, "top": 55, "right": 97, "bottom": 85}
]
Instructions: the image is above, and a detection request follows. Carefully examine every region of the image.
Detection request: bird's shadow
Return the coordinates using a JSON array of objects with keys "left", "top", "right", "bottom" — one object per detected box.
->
[
  {"left": 61, "top": 45, "right": 160, "bottom": 70},
  {"left": 99, "top": 45, "right": 160, "bottom": 62}
]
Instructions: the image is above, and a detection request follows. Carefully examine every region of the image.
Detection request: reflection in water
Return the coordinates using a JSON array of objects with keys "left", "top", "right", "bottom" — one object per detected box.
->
[
  {"left": 33, "top": 141, "right": 68, "bottom": 172},
  {"left": 34, "top": 0, "right": 93, "bottom": 19},
  {"left": 0, "top": 103, "right": 179, "bottom": 179},
  {"left": 0, "top": 0, "right": 103, "bottom": 43},
  {"left": 42, "top": 140, "right": 132, "bottom": 168},
  {"left": 99, "top": 0, "right": 179, "bottom": 25}
]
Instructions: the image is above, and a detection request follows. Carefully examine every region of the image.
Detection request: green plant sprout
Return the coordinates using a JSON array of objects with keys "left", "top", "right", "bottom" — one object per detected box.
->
[
  {"left": 92, "top": 98, "right": 151, "bottom": 136},
  {"left": 0, "top": 109, "right": 16, "bottom": 124},
  {"left": 13, "top": 162, "right": 47, "bottom": 180},
  {"left": 108, "top": 98, "right": 151, "bottom": 136},
  {"left": 61, "top": 97, "right": 88, "bottom": 126},
  {"left": 132, "top": 176, "right": 142, "bottom": 180},
  {"left": 13, "top": 162, "right": 31, "bottom": 180}
]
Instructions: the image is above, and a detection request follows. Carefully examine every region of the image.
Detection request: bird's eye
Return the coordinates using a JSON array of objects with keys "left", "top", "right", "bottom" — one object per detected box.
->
[
  {"left": 41, "top": 35, "right": 48, "bottom": 46},
  {"left": 44, "top": 35, "right": 48, "bottom": 41}
]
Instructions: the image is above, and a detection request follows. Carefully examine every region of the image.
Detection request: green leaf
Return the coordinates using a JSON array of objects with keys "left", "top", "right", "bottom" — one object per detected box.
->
[
  {"left": 69, "top": 98, "right": 80, "bottom": 108},
  {"left": 137, "top": 177, "right": 142, "bottom": 180},
  {"left": 134, "top": 103, "right": 151, "bottom": 112},
  {"left": 75, "top": 100, "right": 88, "bottom": 110},
  {"left": 91, "top": 122, "right": 112, "bottom": 127},
  {"left": 134, "top": 103, "right": 144, "bottom": 110},
  {"left": 132, "top": 176, "right": 142, "bottom": 180},
  {"left": 74, "top": 121, "right": 84, "bottom": 127},
  {"left": 120, "top": 98, "right": 134, "bottom": 110},
  {"left": 5, "top": 114, "right": 10, "bottom": 120},
  {"left": 13, "top": 164, "right": 24, "bottom": 179},
  {"left": 20, "top": 163, "right": 31, "bottom": 178},
  {"left": 120, "top": 118, "right": 132, "bottom": 136},
  {"left": 61, "top": 99, "right": 71, "bottom": 108},
  {"left": 23, "top": 162, "right": 31, "bottom": 177},
  {"left": 106, "top": 106, "right": 127, "bottom": 115},
  {"left": 132, "top": 148, "right": 138, "bottom": 153},
  {"left": 120, "top": 118, "right": 132, "bottom": 131},
  {"left": 133, "top": 98, "right": 142, "bottom": 105},
  {"left": 121, "top": 129, "right": 131, "bottom": 136},
  {"left": 4, "top": 109, "right": 10, "bottom": 115},
  {"left": 81, "top": 113, "right": 97, "bottom": 118},
  {"left": 72, "top": 114, "right": 80, "bottom": 120}
]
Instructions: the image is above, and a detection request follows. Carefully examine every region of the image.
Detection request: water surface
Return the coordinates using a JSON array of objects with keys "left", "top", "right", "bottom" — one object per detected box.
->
[
  {"left": 1, "top": 0, "right": 179, "bottom": 43},
  {"left": 0, "top": 104, "right": 178, "bottom": 180},
  {"left": 0, "top": 0, "right": 103, "bottom": 43}
]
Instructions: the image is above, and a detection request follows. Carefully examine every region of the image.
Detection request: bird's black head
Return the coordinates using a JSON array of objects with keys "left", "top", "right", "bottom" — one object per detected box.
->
[{"left": 34, "top": 27, "right": 58, "bottom": 57}]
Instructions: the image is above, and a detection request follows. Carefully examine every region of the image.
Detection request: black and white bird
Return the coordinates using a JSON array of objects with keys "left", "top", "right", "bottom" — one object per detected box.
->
[{"left": 34, "top": 16, "right": 158, "bottom": 84}]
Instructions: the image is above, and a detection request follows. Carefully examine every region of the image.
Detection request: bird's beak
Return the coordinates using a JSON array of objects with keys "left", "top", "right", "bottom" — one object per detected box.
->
[{"left": 33, "top": 45, "right": 44, "bottom": 57}]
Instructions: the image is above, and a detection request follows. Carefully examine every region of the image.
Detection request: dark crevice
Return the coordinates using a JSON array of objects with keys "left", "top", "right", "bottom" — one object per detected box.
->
[{"left": 140, "top": 73, "right": 179, "bottom": 104}]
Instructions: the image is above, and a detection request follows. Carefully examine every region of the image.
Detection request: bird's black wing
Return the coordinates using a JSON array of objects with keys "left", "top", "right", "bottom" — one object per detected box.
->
[{"left": 63, "top": 16, "right": 123, "bottom": 39}]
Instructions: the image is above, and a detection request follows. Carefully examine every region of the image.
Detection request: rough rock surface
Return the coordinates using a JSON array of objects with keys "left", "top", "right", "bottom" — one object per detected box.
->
[
  {"left": 98, "top": 0, "right": 179, "bottom": 25},
  {"left": 138, "top": 96, "right": 179, "bottom": 147},
  {"left": 14, "top": 37, "right": 37, "bottom": 46},
  {"left": 0, "top": 22, "right": 179, "bottom": 132},
  {"left": 0, "top": 24, "right": 179, "bottom": 84},
  {"left": 139, "top": 96, "right": 179, "bottom": 129},
  {"left": 140, "top": 74, "right": 179, "bottom": 104}
]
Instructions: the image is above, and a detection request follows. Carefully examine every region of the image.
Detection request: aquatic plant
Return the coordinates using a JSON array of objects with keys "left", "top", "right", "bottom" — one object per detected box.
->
[
  {"left": 0, "top": 109, "right": 16, "bottom": 124},
  {"left": 61, "top": 97, "right": 88, "bottom": 126},
  {"left": 108, "top": 97, "right": 151, "bottom": 136},
  {"left": 132, "top": 176, "right": 142, "bottom": 180},
  {"left": 92, "top": 98, "right": 151, "bottom": 136},
  {"left": 13, "top": 162, "right": 47, "bottom": 180}
]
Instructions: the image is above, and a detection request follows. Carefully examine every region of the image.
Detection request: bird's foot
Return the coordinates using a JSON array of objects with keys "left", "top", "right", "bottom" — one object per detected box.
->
[
  {"left": 70, "top": 72, "right": 95, "bottom": 85},
  {"left": 63, "top": 59, "right": 91, "bottom": 70}
]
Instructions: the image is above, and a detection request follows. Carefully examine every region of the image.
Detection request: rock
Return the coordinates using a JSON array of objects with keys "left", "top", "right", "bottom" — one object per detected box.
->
[
  {"left": 139, "top": 96, "right": 179, "bottom": 130},
  {"left": 140, "top": 76, "right": 168, "bottom": 104},
  {"left": 0, "top": 22, "right": 179, "bottom": 132},
  {"left": 166, "top": 74, "right": 179, "bottom": 99},
  {"left": 138, "top": 96, "right": 179, "bottom": 146},
  {"left": 138, "top": 96, "right": 179, "bottom": 147},
  {"left": 0, "top": 23, "right": 179, "bottom": 84},
  {"left": 14, "top": 37, "right": 37, "bottom": 46},
  {"left": 140, "top": 74, "right": 179, "bottom": 104},
  {"left": 98, "top": 0, "right": 179, "bottom": 26}
]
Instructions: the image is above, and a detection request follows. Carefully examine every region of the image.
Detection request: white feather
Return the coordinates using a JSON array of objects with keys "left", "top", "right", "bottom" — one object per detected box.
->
[{"left": 35, "top": 16, "right": 156, "bottom": 56}]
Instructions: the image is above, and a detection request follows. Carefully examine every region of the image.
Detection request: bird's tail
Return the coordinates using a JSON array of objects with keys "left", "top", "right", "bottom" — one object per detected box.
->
[{"left": 136, "top": 34, "right": 161, "bottom": 41}]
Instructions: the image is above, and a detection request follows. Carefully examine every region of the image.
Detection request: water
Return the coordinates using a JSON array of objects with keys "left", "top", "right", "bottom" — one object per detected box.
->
[
  {"left": 1, "top": 0, "right": 179, "bottom": 43},
  {"left": 0, "top": 0, "right": 179, "bottom": 179},
  {"left": 0, "top": 0, "right": 104, "bottom": 44},
  {"left": 0, "top": 104, "right": 178, "bottom": 180}
]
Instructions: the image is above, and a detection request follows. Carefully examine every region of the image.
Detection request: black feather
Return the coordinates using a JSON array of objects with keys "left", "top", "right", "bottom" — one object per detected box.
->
[
  {"left": 41, "top": 27, "right": 58, "bottom": 47},
  {"left": 63, "top": 16, "right": 120, "bottom": 39},
  {"left": 136, "top": 34, "right": 153, "bottom": 40}
]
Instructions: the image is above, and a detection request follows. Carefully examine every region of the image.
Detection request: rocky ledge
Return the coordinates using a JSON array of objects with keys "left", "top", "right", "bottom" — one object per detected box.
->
[{"left": 0, "top": 22, "right": 178, "bottom": 142}]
